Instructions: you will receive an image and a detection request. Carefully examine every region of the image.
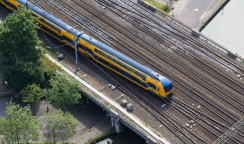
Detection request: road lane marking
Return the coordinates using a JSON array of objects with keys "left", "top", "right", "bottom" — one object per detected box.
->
[{"left": 200, "top": 12, "right": 207, "bottom": 20}]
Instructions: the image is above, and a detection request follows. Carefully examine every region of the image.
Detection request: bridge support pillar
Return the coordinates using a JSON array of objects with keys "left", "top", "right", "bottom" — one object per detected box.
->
[
  {"left": 110, "top": 109, "right": 122, "bottom": 133},
  {"left": 146, "top": 136, "right": 158, "bottom": 144}
]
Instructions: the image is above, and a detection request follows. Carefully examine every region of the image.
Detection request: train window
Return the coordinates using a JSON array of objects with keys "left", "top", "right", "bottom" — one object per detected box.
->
[
  {"left": 104, "top": 61, "right": 108, "bottom": 65},
  {"left": 94, "top": 55, "right": 98, "bottom": 60},
  {"left": 120, "top": 70, "right": 124, "bottom": 74},
  {"left": 131, "top": 76, "right": 136, "bottom": 81},
  {"left": 126, "top": 66, "right": 131, "bottom": 70},
  {"left": 114, "top": 59, "right": 120, "bottom": 64},
  {"left": 137, "top": 79, "right": 141, "bottom": 84},
  {"left": 142, "top": 76, "right": 146, "bottom": 80},
  {"left": 164, "top": 83, "right": 173, "bottom": 93},
  {"left": 158, "top": 87, "right": 159, "bottom": 91},
  {"left": 94, "top": 48, "right": 98, "bottom": 52},
  {"left": 144, "top": 83, "right": 147, "bottom": 87},
  {"left": 153, "top": 85, "right": 156, "bottom": 90},
  {"left": 131, "top": 69, "right": 136, "bottom": 74},
  {"left": 89, "top": 49, "right": 92, "bottom": 53},
  {"left": 69, "top": 39, "right": 73, "bottom": 44},
  {"left": 109, "top": 64, "right": 114, "bottom": 69},
  {"left": 115, "top": 67, "right": 119, "bottom": 72},
  {"left": 149, "top": 83, "right": 156, "bottom": 89},
  {"left": 99, "top": 58, "right": 103, "bottom": 63}
]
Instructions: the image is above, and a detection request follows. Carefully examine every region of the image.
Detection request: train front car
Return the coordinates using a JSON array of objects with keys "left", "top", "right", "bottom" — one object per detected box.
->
[{"left": 155, "top": 73, "right": 173, "bottom": 98}]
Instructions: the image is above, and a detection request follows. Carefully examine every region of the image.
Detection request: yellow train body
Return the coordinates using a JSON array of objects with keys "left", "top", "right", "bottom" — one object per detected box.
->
[{"left": 1, "top": 0, "right": 173, "bottom": 97}]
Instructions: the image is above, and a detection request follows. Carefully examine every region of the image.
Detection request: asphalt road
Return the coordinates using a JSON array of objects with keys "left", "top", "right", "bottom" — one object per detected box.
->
[{"left": 177, "top": 0, "right": 215, "bottom": 28}]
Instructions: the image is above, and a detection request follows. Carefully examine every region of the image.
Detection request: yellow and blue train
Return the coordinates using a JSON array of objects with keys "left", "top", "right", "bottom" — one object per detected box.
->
[{"left": 0, "top": 0, "right": 173, "bottom": 97}]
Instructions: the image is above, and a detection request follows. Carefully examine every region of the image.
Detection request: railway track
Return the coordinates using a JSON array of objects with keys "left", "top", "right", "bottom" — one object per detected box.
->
[
  {"left": 32, "top": 0, "right": 244, "bottom": 143},
  {"left": 70, "top": 48, "right": 244, "bottom": 143},
  {"left": 60, "top": 44, "right": 210, "bottom": 144},
  {"left": 94, "top": 0, "right": 244, "bottom": 96},
  {"left": 37, "top": 1, "right": 205, "bottom": 143},
  {"left": 73, "top": 0, "right": 244, "bottom": 136},
  {"left": 123, "top": 0, "right": 244, "bottom": 78},
  {"left": 169, "top": 98, "right": 244, "bottom": 143},
  {"left": 59, "top": 0, "right": 244, "bottom": 118}
]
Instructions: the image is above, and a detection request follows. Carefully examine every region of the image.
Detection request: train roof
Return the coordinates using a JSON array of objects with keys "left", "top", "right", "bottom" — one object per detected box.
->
[
  {"left": 80, "top": 34, "right": 170, "bottom": 82},
  {"left": 87, "top": 36, "right": 171, "bottom": 86},
  {"left": 16, "top": 0, "right": 171, "bottom": 86},
  {"left": 17, "top": 0, "right": 81, "bottom": 37}
]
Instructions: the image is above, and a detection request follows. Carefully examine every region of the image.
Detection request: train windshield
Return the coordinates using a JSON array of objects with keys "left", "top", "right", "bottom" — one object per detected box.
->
[{"left": 164, "top": 83, "right": 173, "bottom": 93}]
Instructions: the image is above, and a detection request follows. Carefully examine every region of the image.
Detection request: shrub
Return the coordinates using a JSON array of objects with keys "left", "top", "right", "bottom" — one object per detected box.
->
[{"left": 163, "top": 5, "right": 171, "bottom": 13}]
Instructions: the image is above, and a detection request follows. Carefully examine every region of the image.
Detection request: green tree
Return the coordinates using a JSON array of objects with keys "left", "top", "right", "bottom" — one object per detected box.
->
[
  {"left": 20, "top": 83, "right": 46, "bottom": 114},
  {"left": 0, "top": 117, "right": 6, "bottom": 135},
  {"left": 163, "top": 5, "right": 171, "bottom": 13},
  {"left": 0, "top": 101, "right": 40, "bottom": 144},
  {"left": 44, "top": 109, "right": 77, "bottom": 143},
  {"left": 0, "top": 8, "right": 44, "bottom": 93},
  {"left": 48, "top": 73, "right": 81, "bottom": 110}
]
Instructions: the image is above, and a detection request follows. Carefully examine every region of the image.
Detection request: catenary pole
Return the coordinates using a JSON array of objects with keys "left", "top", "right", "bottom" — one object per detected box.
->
[{"left": 74, "top": 34, "right": 82, "bottom": 71}]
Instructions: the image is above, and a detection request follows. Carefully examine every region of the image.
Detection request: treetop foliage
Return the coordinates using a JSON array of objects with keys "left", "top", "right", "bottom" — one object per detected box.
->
[
  {"left": 20, "top": 83, "right": 46, "bottom": 114},
  {"left": 48, "top": 73, "right": 81, "bottom": 109},
  {"left": 0, "top": 8, "right": 42, "bottom": 54},
  {"left": 21, "top": 83, "right": 46, "bottom": 103},
  {"left": 0, "top": 101, "right": 41, "bottom": 143},
  {"left": 0, "top": 8, "right": 44, "bottom": 93},
  {"left": 44, "top": 109, "right": 77, "bottom": 143}
]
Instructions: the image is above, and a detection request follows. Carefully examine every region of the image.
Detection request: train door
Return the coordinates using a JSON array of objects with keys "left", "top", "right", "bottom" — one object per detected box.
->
[
  {"left": 155, "top": 80, "right": 160, "bottom": 95},
  {"left": 156, "top": 87, "right": 160, "bottom": 95}
]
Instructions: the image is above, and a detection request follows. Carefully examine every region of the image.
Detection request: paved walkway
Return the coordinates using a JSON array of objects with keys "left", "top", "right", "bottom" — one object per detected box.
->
[
  {"left": 170, "top": 0, "right": 191, "bottom": 17},
  {"left": 156, "top": 0, "right": 226, "bottom": 29},
  {"left": 177, "top": 0, "right": 215, "bottom": 28},
  {"left": 0, "top": 98, "right": 109, "bottom": 143},
  {"left": 76, "top": 117, "right": 112, "bottom": 144},
  {"left": 30, "top": 100, "right": 108, "bottom": 143}
]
